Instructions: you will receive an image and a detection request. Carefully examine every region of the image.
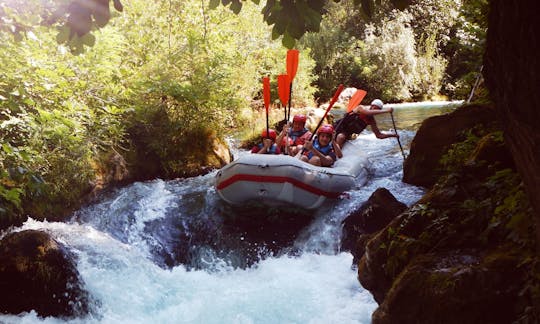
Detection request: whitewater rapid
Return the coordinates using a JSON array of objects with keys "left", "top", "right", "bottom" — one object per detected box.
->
[{"left": 1, "top": 107, "right": 441, "bottom": 323}]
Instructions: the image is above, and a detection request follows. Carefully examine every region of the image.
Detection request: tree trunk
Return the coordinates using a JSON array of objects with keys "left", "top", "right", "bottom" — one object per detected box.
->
[{"left": 483, "top": 0, "right": 540, "bottom": 254}]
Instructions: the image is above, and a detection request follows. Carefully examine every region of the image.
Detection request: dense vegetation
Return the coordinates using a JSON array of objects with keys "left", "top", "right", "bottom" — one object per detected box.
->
[{"left": 1, "top": 0, "right": 486, "bottom": 229}]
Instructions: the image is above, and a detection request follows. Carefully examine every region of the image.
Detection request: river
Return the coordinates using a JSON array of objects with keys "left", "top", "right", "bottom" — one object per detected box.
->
[{"left": 0, "top": 101, "right": 462, "bottom": 324}]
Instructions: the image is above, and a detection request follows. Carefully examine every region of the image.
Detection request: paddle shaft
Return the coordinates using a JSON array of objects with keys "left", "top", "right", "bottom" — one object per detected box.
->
[{"left": 390, "top": 112, "right": 406, "bottom": 160}]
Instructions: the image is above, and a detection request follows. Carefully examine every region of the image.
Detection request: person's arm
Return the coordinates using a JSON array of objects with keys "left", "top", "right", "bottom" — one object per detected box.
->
[
  {"left": 305, "top": 141, "right": 335, "bottom": 165},
  {"left": 353, "top": 105, "right": 393, "bottom": 116},
  {"left": 256, "top": 138, "right": 273, "bottom": 154},
  {"left": 332, "top": 139, "right": 343, "bottom": 158},
  {"left": 275, "top": 124, "right": 290, "bottom": 151},
  {"left": 370, "top": 122, "right": 398, "bottom": 139}
]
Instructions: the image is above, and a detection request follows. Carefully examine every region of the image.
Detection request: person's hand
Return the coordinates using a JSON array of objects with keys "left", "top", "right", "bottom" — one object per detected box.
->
[
  {"left": 263, "top": 138, "right": 272, "bottom": 148},
  {"left": 304, "top": 140, "right": 313, "bottom": 151},
  {"left": 388, "top": 107, "right": 394, "bottom": 113}
]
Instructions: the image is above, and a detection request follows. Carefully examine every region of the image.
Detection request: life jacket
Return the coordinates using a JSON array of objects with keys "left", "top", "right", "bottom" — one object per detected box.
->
[
  {"left": 334, "top": 112, "right": 373, "bottom": 135},
  {"left": 306, "top": 138, "right": 336, "bottom": 161},
  {"left": 252, "top": 143, "right": 280, "bottom": 154},
  {"left": 289, "top": 128, "right": 311, "bottom": 145}
]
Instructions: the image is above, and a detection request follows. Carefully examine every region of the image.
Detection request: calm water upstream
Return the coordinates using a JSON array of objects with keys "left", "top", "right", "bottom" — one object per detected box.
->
[{"left": 0, "top": 101, "right": 462, "bottom": 324}]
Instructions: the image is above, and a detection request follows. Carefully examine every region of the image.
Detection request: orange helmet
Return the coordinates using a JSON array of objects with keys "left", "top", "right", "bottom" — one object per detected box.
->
[
  {"left": 262, "top": 129, "right": 277, "bottom": 140},
  {"left": 318, "top": 124, "right": 334, "bottom": 135},
  {"left": 293, "top": 114, "right": 307, "bottom": 124}
]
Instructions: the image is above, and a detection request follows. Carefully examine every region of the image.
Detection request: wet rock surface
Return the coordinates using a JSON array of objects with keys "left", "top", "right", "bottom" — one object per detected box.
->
[{"left": 0, "top": 230, "right": 93, "bottom": 318}]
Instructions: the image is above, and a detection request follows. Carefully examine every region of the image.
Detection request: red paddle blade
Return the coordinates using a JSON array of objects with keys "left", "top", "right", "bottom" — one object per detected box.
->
[
  {"left": 346, "top": 89, "right": 367, "bottom": 112},
  {"left": 286, "top": 49, "right": 299, "bottom": 81},
  {"left": 263, "top": 77, "right": 271, "bottom": 112},
  {"left": 277, "top": 74, "right": 290, "bottom": 106}
]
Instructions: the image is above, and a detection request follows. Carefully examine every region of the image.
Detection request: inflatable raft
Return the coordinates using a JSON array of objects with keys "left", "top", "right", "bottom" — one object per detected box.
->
[{"left": 215, "top": 140, "right": 368, "bottom": 210}]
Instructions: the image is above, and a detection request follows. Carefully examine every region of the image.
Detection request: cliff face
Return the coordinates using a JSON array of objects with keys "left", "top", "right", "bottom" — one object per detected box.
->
[
  {"left": 355, "top": 104, "right": 538, "bottom": 323},
  {"left": 483, "top": 0, "right": 540, "bottom": 253}
]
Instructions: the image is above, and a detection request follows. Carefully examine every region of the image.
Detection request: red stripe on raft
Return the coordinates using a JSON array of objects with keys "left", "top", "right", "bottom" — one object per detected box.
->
[{"left": 216, "top": 174, "right": 342, "bottom": 198}]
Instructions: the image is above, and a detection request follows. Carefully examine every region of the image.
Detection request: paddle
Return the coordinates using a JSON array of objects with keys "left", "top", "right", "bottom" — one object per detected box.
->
[
  {"left": 286, "top": 49, "right": 299, "bottom": 121},
  {"left": 296, "top": 84, "right": 344, "bottom": 160},
  {"left": 346, "top": 89, "right": 367, "bottom": 113},
  {"left": 390, "top": 111, "right": 406, "bottom": 160},
  {"left": 263, "top": 76, "right": 271, "bottom": 138},
  {"left": 277, "top": 74, "right": 290, "bottom": 122},
  {"left": 333, "top": 89, "right": 367, "bottom": 139}
]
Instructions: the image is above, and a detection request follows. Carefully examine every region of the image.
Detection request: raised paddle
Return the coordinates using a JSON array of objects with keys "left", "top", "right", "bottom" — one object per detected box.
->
[
  {"left": 346, "top": 89, "right": 367, "bottom": 113},
  {"left": 263, "top": 76, "right": 271, "bottom": 138},
  {"left": 286, "top": 49, "right": 299, "bottom": 121},
  {"left": 390, "top": 111, "right": 406, "bottom": 160},
  {"left": 311, "top": 84, "right": 345, "bottom": 137},
  {"left": 277, "top": 74, "right": 290, "bottom": 122}
]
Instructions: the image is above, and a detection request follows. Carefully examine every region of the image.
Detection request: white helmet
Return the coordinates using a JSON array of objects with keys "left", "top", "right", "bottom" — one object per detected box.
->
[{"left": 371, "top": 99, "right": 384, "bottom": 109}]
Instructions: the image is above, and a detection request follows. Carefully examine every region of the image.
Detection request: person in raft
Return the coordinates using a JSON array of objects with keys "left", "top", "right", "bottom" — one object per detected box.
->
[
  {"left": 276, "top": 114, "right": 312, "bottom": 156},
  {"left": 251, "top": 129, "right": 281, "bottom": 154},
  {"left": 334, "top": 99, "right": 398, "bottom": 148},
  {"left": 301, "top": 124, "right": 342, "bottom": 167}
]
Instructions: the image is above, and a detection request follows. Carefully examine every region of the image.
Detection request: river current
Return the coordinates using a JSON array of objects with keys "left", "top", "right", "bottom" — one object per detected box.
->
[{"left": 0, "top": 102, "right": 461, "bottom": 324}]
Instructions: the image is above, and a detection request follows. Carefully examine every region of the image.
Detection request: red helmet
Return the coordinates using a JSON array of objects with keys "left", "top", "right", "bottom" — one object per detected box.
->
[
  {"left": 318, "top": 124, "right": 334, "bottom": 135},
  {"left": 293, "top": 114, "right": 307, "bottom": 124},
  {"left": 262, "top": 129, "right": 277, "bottom": 140}
]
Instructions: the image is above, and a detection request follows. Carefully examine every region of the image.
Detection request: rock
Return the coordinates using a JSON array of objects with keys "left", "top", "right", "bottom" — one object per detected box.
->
[
  {"left": 371, "top": 249, "right": 527, "bottom": 324},
  {"left": 341, "top": 188, "right": 406, "bottom": 262},
  {"left": 402, "top": 104, "right": 498, "bottom": 187},
  {"left": 338, "top": 87, "right": 358, "bottom": 104},
  {"left": 0, "top": 230, "right": 93, "bottom": 318}
]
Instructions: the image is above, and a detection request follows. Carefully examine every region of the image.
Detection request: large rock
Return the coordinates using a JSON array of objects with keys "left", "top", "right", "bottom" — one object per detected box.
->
[
  {"left": 402, "top": 104, "right": 498, "bottom": 187},
  {"left": 0, "top": 230, "right": 92, "bottom": 317},
  {"left": 371, "top": 249, "right": 527, "bottom": 324},
  {"left": 358, "top": 137, "right": 537, "bottom": 322},
  {"left": 341, "top": 188, "right": 406, "bottom": 262}
]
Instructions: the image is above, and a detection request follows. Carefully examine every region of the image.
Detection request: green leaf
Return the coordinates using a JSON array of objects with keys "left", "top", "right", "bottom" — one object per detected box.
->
[
  {"left": 113, "top": 0, "right": 124, "bottom": 12},
  {"left": 230, "top": 0, "right": 242, "bottom": 14},
  {"left": 81, "top": 33, "right": 96, "bottom": 47},
  {"left": 209, "top": 0, "right": 220, "bottom": 9},
  {"left": 271, "top": 25, "right": 283, "bottom": 40},
  {"left": 282, "top": 31, "right": 296, "bottom": 49},
  {"left": 56, "top": 26, "right": 70, "bottom": 44},
  {"left": 2, "top": 143, "right": 13, "bottom": 154}
]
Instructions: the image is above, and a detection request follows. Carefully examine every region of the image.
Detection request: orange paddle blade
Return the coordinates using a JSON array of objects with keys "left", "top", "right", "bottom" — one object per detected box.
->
[
  {"left": 277, "top": 74, "right": 290, "bottom": 106},
  {"left": 286, "top": 49, "right": 299, "bottom": 81},
  {"left": 263, "top": 77, "right": 271, "bottom": 112},
  {"left": 346, "top": 89, "right": 367, "bottom": 112}
]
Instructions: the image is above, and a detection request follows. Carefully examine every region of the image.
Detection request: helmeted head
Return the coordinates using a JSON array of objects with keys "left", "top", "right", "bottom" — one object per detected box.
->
[
  {"left": 261, "top": 129, "right": 277, "bottom": 140},
  {"left": 318, "top": 124, "right": 334, "bottom": 136},
  {"left": 370, "top": 99, "right": 384, "bottom": 109},
  {"left": 293, "top": 114, "right": 307, "bottom": 124}
]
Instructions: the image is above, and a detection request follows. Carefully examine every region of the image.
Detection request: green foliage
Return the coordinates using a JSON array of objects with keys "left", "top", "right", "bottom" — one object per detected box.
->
[
  {"left": 486, "top": 169, "right": 534, "bottom": 247},
  {"left": 0, "top": 24, "right": 128, "bottom": 227},
  {"left": 300, "top": 0, "right": 366, "bottom": 102}
]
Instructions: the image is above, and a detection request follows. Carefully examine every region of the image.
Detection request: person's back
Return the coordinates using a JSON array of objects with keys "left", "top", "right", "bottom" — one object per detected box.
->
[{"left": 334, "top": 99, "right": 398, "bottom": 148}]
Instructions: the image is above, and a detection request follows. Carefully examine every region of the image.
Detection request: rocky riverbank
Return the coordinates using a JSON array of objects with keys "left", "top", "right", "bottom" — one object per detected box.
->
[{"left": 342, "top": 103, "right": 539, "bottom": 323}]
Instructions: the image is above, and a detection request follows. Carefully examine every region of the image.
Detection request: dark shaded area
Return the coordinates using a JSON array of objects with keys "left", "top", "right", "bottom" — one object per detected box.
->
[{"left": 0, "top": 230, "right": 95, "bottom": 318}]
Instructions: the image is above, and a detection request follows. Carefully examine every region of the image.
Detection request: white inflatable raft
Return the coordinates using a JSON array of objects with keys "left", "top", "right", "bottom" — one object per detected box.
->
[{"left": 215, "top": 140, "right": 368, "bottom": 210}]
